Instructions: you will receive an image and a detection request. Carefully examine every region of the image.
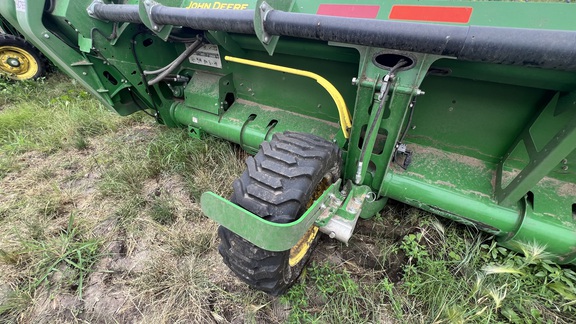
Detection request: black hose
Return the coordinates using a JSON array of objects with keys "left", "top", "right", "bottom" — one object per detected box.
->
[
  {"left": 355, "top": 60, "right": 407, "bottom": 184},
  {"left": 399, "top": 98, "right": 416, "bottom": 144},
  {"left": 90, "top": 2, "right": 576, "bottom": 71},
  {"left": 147, "top": 38, "right": 203, "bottom": 85},
  {"left": 130, "top": 30, "right": 161, "bottom": 120}
]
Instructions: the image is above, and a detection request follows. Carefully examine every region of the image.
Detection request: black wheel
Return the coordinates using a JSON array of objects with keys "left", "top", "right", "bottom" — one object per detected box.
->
[
  {"left": 0, "top": 34, "right": 46, "bottom": 81},
  {"left": 218, "top": 132, "right": 342, "bottom": 296}
]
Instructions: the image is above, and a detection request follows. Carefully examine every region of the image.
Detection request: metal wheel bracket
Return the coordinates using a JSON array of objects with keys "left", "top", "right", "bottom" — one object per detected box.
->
[
  {"left": 316, "top": 182, "right": 386, "bottom": 244},
  {"left": 201, "top": 179, "right": 387, "bottom": 251}
]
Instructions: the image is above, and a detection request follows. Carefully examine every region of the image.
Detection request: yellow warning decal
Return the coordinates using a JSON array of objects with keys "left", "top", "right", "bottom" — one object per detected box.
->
[{"left": 186, "top": 2, "right": 249, "bottom": 10}]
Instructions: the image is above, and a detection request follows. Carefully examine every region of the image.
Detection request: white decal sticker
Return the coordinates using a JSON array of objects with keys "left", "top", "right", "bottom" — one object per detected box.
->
[
  {"left": 16, "top": 0, "right": 27, "bottom": 12},
  {"left": 188, "top": 44, "right": 222, "bottom": 69}
]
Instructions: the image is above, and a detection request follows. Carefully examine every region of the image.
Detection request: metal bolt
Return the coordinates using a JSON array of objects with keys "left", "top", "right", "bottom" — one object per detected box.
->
[
  {"left": 347, "top": 206, "right": 357, "bottom": 214},
  {"left": 353, "top": 197, "right": 362, "bottom": 204},
  {"left": 87, "top": 9, "right": 93, "bottom": 15},
  {"left": 263, "top": 36, "right": 270, "bottom": 43},
  {"left": 415, "top": 89, "right": 425, "bottom": 96},
  {"left": 562, "top": 166, "right": 569, "bottom": 171},
  {"left": 329, "top": 232, "right": 336, "bottom": 239},
  {"left": 7, "top": 58, "right": 20, "bottom": 67},
  {"left": 43, "top": 33, "right": 50, "bottom": 39},
  {"left": 153, "top": 25, "right": 159, "bottom": 31},
  {"left": 320, "top": 203, "right": 326, "bottom": 210},
  {"left": 562, "top": 159, "right": 568, "bottom": 164},
  {"left": 352, "top": 77, "right": 358, "bottom": 85}
]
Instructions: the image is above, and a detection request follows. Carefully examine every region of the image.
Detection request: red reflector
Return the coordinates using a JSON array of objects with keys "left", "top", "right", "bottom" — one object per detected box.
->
[
  {"left": 317, "top": 4, "right": 380, "bottom": 19},
  {"left": 389, "top": 5, "right": 473, "bottom": 24}
]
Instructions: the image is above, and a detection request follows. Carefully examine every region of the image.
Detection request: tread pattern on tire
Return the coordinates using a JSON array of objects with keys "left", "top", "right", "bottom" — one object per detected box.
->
[
  {"left": 0, "top": 34, "right": 47, "bottom": 80},
  {"left": 218, "top": 132, "right": 341, "bottom": 295}
]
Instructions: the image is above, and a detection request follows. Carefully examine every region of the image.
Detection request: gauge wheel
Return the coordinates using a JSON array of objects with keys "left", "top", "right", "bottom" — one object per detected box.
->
[
  {"left": 0, "top": 34, "right": 46, "bottom": 81},
  {"left": 218, "top": 132, "right": 342, "bottom": 296}
]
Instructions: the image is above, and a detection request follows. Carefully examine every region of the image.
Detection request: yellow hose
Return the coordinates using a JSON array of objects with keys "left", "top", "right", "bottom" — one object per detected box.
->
[{"left": 225, "top": 56, "right": 352, "bottom": 138}]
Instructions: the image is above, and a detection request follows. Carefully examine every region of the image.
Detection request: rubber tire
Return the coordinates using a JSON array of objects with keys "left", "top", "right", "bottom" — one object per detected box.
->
[
  {"left": 0, "top": 34, "right": 46, "bottom": 81},
  {"left": 218, "top": 132, "right": 342, "bottom": 296}
]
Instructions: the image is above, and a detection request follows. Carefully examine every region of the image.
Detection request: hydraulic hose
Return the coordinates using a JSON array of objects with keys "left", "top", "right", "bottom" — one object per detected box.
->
[
  {"left": 355, "top": 60, "right": 407, "bottom": 184},
  {"left": 147, "top": 38, "right": 203, "bottom": 85}
]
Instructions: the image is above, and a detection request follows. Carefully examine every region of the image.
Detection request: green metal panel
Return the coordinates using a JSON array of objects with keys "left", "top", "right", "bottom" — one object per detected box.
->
[{"left": 200, "top": 180, "right": 342, "bottom": 251}]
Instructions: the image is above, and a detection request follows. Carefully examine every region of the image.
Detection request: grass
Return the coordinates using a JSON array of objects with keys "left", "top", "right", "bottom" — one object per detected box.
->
[{"left": 1, "top": 74, "right": 575, "bottom": 323}]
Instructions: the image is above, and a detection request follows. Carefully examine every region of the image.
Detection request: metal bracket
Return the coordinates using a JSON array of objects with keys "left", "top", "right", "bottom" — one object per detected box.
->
[
  {"left": 138, "top": 0, "right": 176, "bottom": 40},
  {"left": 496, "top": 91, "right": 576, "bottom": 206},
  {"left": 257, "top": 2, "right": 273, "bottom": 45},
  {"left": 137, "top": 0, "right": 162, "bottom": 33},
  {"left": 86, "top": 0, "right": 103, "bottom": 18},
  {"left": 254, "top": 0, "right": 295, "bottom": 55},
  {"left": 201, "top": 179, "right": 387, "bottom": 251},
  {"left": 143, "top": 0, "right": 162, "bottom": 32}
]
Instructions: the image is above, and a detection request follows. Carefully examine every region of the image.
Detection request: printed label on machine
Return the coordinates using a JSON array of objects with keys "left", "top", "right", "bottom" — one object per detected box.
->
[
  {"left": 188, "top": 44, "right": 222, "bottom": 69},
  {"left": 16, "top": 0, "right": 27, "bottom": 12}
]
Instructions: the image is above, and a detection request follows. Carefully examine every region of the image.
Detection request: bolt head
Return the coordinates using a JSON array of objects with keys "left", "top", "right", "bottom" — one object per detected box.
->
[
  {"left": 7, "top": 58, "right": 20, "bottom": 67},
  {"left": 43, "top": 33, "right": 50, "bottom": 39}
]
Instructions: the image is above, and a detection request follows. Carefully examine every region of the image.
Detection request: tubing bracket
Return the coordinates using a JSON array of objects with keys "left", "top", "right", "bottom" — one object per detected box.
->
[
  {"left": 139, "top": 0, "right": 174, "bottom": 40},
  {"left": 86, "top": 0, "right": 103, "bottom": 18},
  {"left": 254, "top": 0, "right": 295, "bottom": 55}
]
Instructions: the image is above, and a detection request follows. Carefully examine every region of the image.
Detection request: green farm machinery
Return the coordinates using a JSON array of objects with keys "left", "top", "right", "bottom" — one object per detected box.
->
[
  {"left": 2, "top": 0, "right": 576, "bottom": 295},
  {"left": 0, "top": 10, "right": 46, "bottom": 80}
]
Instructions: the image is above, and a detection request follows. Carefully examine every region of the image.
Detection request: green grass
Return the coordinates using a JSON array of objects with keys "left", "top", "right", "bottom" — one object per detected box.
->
[
  {"left": 0, "top": 213, "right": 101, "bottom": 317},
  {"left": 0, "top": 74, "right": 125, "bottom": 178},
  {"left": 1, "top": 74, "right": 575, "bottom": 323},
  {"left": 278, "top": 208, "right": 576, "bottom": 323}
]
